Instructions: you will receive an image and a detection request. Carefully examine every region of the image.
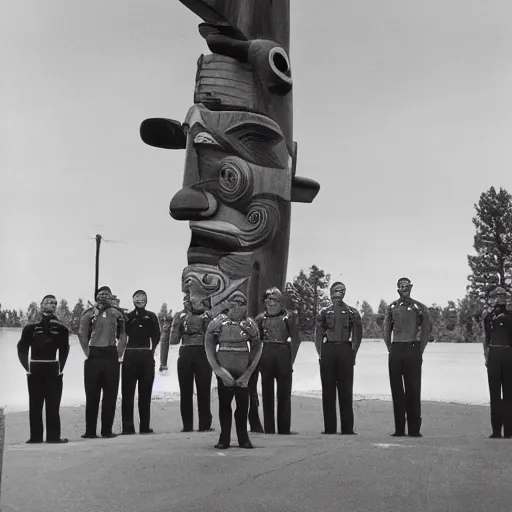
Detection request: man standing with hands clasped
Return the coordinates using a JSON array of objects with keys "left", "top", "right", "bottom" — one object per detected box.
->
[
  {"left": 121, "top": 290, "right": 161, "bottom": 435},
  {"left": 315, "top": 282, "right": 362, "bottom": 436},
  {"left": 17, "top": 294, "right": 70, "bottom": 444},
  {"left": 78, "top": 286, "right": 127, "bottom": 439},
  {"left": 483, "top": 287, "right": 512, "bottom": 439},
  {"left": 384, "top": 277, "right": 432, "bottom": 438}
]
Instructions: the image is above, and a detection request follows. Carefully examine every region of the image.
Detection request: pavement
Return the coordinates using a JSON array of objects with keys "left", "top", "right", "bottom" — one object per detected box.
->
[{"left": 2, "top": 396, "right": 512, "bottom": 512}]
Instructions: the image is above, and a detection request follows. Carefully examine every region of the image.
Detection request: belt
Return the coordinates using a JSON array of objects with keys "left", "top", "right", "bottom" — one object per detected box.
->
[
  {"left": 126, "top": 347, "right": 151, "bottom": 351},
  {"left": 489, "top": 345, "right": 511, "bottom": 348},
  {"left": 29, "top": 359, "right": 58, "bottom": 363},
  {"left": 323, "top": 341, "right": 352, "bottom": 344},
  {"left": 263, "top": 340, "right": 288, "bottom": 344},
  {"left": 391, "top": 341, "right": 420, "bottom": 344},
  {"left": 218, "top": 346, "right": 248, "bottom": 352}
]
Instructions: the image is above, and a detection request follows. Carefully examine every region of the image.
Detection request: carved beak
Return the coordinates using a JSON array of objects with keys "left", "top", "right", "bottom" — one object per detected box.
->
[
  {"left": 140, "top": 118, "right": 186, "bottom": 150},
  {"left": 169, "top": 187, "right": 218, "bottom": 220}
]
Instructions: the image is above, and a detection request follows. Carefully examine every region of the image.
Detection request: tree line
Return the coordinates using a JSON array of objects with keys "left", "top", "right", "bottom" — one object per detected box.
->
[{"left": 1, "top": 186, "right": 511, "bottom": 342}]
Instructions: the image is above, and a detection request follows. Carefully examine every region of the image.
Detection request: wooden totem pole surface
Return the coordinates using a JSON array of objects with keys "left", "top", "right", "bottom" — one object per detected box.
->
[{"left": 141, "top": 0, "right": 320, "bottom": 316}]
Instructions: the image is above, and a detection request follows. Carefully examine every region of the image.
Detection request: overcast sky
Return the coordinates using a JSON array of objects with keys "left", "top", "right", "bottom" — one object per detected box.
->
[{"left": 1, "top": 0, "right": 512, "bottom": 313}]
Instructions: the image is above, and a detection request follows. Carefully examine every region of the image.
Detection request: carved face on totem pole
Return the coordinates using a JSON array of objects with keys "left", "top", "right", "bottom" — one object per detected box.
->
[{"left": 140, "top": 0, "right": 320, "bottom": 316}]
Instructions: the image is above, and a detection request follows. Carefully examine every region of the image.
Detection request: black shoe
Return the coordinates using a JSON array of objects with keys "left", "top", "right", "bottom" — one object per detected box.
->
[
  {"left": 47, "top": 438, "right": 69, "bottom": 444},
  {"left": 408, "top": 433, "right": 423, "bottom": 438},
  {"left": 239, "top": 441, "right": 254, "bottom": 449},
  {"left": 181, "top": 428, "right": 193, "bottom": 433},
  {"left": 81, "top": 433, "right": 98, "bottom": 439},
  {"left": 265, "top": 430, "right": 276, "bottom": 435},
  {"left": 321, "top": 431, "right": 337, "bottom": 435},
  {"left": 26, "top": 439, "right": 43, "bottom": 444},
  {"left": 390, "top": 432, "right": 406, "bottom": 437},
  {"left": 121, "top": 431, "right": 136, "bottom": 436},
  {"left": 140, "top": 429, "right": 154, "bottom": 435},
  {"left": 488, "top": 433, "right": 502, "bottom": 439},
  {"left": 214, "top": 443, "right": 229, "bottom": 449},
  {"left": 101, "top": 433, "right": 118, "bottom": 439},
  {"left": 340, "top": 431, "right": 358, "bottom": 435},
  {"left": 197, "top": 427, "right": 215, "bottom": 432}
]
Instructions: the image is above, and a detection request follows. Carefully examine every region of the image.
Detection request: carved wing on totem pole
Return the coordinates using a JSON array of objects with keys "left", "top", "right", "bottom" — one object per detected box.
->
[{"left": 140, "top": 0, "right": 320, "bottom": 316}]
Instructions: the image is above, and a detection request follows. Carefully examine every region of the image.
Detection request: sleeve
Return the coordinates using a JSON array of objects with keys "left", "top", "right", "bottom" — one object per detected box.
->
[
  {"left": 314, "top": 309, "right": 325, "bottom": 356},
  {"left": 169, "top": 312, "right": 183, "bottom": 346},
  {"left": 150, "top": 312, "right": 161, "bottom": 350},
  {"left": 286, "top": 311, "right": 302, "bottom": 363},
  {"left": 383, "top": 305, "right": 394, "bottom": 350},
  {"left": 483, "top": 313, "right": 492, "bottom": 361},
  {"left": 78, "top": 310, "right": 92, "bottom": 354},
  {"left": 57, "top": 325, "right": 70, "bottom": 372},
  {"left": 17, "top": 326, "right": 33, "bottom": 372},
  {"left": 351, "top": 309, "right": 363, "bottom": 354},
  {"left": 418, "top": 302, "right": 432, "bottom": 352}
]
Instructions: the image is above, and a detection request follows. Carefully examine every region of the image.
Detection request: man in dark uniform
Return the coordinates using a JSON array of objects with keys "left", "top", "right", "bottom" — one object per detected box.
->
[
  {"left": 383, "top": 277, "right": 432, "bottom": 437},
  {"left": 483, "top": 287, "right": 512, "bottom": 438},
  {"left": 255, "top": 287, "right": 301, "bottom": 435},
  {"left": 17, "top": 294, "right": 70, "bottom": 444},
  {"left": 315, "top": 282, "right": 362, "bottom": 435},
  {"left": 170, "top": 296, "right": 214, "bottom": 432},
  {"left": 78, "top": 286, "right": 127, "bottom": 439},
  {"left": 205, "top": 290, "right": 262, "bottom": 449},
  {"left": 121, "top": 290, "right": 161, "bottom": 435}
]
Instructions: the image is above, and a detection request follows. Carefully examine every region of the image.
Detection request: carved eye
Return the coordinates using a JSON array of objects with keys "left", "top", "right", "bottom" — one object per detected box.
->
[
  {"left": 247, "top": 210, "right": 261, "bottom": 225},
  {"left": 218, "top": 157, "right": 253, "bottom": 203},
  {"left": 194, "top": 132, "right": 219, "bottom": 145}
]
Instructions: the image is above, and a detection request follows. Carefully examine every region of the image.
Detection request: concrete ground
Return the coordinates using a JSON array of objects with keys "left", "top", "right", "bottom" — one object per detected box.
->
[{"left": 2, "top": 397, "right": 512, "bottom": 512}]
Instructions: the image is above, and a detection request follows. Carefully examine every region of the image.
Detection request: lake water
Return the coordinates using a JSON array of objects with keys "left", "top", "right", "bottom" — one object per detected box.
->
[{"left": 0, "top": 328, "right": 490, "bottom": 413}]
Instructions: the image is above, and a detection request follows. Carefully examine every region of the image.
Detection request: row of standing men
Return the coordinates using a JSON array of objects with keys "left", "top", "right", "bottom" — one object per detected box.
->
[{"left": 16, "top": 279, "right": 512, "bottom": 447}]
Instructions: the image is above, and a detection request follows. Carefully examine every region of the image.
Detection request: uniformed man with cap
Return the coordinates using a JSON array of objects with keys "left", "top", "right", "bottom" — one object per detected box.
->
[
  {"left": 205, "top": 290, "right": 262, "bottom": 449},
  {"left": 383, "top": 277, "right": 432, "bottom": 437},
  {"left": 315, "top": 282, "right": 362, "bottom": 435},
  {"left": 483, "top": 287, "right": 512, "bottom": 438},
  {"left": 78, "top": 285, "right": 128, "bottom": 439},
  {"left": 121, "top": 290, "right": 161, "bottom": 435},
  {"left": 255, "top": 287, "right": 301, "bottom": 435},
  {"left": 170, "top": 296, "right": 214, "bottom": 432},
  {"left": 17, "top": 294, "right": 70, "bottom": 444}
]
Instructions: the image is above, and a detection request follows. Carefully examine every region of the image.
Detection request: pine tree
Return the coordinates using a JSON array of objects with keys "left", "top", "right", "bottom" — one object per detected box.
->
[
  {"left": 286, "top": 265, "right": 331, "bottom": 334},
  {"left": 56, "top": 299, "right": 72, "bottom": 327},
  {"left": 360, "top": 300, "right": 378, "bottom": 338},
  {"left": 467, "top": 187, "right": 512, "bottom": 303},
  {"left": 70, "top": 298, "right": 85, "bottom": 334},
  {"left": 375, "top": 300, "right": 388, "bottom": 331}
]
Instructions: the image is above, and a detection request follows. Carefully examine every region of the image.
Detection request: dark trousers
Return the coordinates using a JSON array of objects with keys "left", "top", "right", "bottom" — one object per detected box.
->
[
  {"left": 487, "top": 347, "right": 512, "bottom": 437},
  {"left": 259, "top": 344, "right": 293, "bottom": 434},
  {"left": 27, "top": 362, "right": 63, "bottom": 441},
  {"left": 217, "top": 378, "right": 250, "bottom": 446},
  {"left": 84, "top": 346, "right": 120, "bottom": 436},
  {"left": 121, "top": 350, "right": 155, "bottom": 432},
  {"left": 248, "top": 370, "right": 263, "bottom": 432},
  {"left": 177, "top": 346, "right": 213, "bottom": 431},
  {"left": 320, "top": 342, "right": 355, "bottom": 434},
  {"left": 388, "top": 342, "right": 422, "bottom": 435}
]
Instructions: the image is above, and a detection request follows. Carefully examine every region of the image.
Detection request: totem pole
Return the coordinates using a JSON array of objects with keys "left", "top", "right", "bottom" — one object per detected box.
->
[{"left": 140, "top": 0, "right": 320, "bottom": 317}]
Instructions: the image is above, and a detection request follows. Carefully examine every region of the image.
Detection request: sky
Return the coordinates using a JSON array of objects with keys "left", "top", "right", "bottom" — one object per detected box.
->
[{"left": 1, "top": 0, "right": 512, "bottom": 313}]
